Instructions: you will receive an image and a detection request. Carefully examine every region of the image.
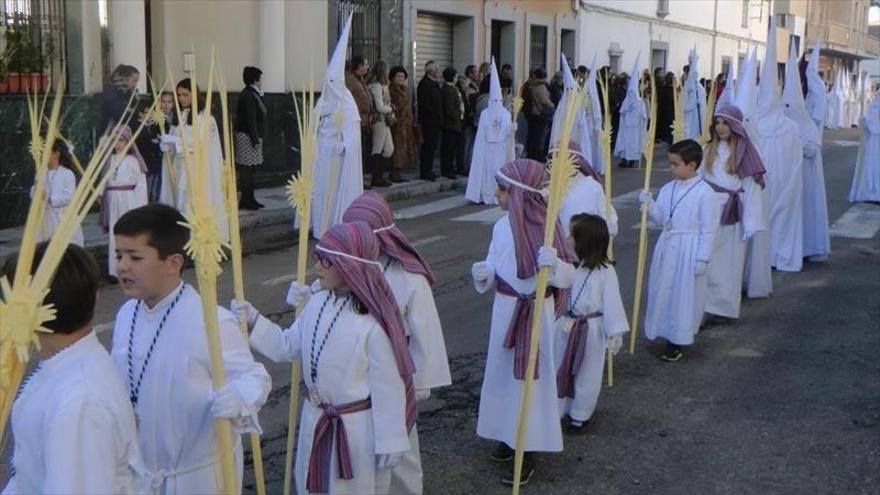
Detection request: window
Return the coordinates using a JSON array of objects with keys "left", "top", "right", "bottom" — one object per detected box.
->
[
  {"left": 657, "top": 0, "right": 670, "bottom": 18},
  {"left": 1, "top": 0, "right": 67, "bottom": 92},
  {"left": 529, "top": 25, "right": 548, "bottom": 72},
  {"left": 741, "top": 0, "right": 749, "bottom": 28}
]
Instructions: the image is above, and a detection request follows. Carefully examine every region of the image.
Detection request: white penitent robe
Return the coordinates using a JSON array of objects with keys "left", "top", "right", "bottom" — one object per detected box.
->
[
  {"left": 684, "top": 79, "right": 706, "bottom": 140},
  {"left": 474, "top": 215, "right": 575, "bottom": 452},
  {"left": 825, "top": 91, "right": 842, "bottom": 129},
  {"left": 554, "top": 265, "right": 628, "bottom": 422},
  {"left": 382, "top": 257, "right": 451, "bottom": 495},
  {"left": 549, "top": 96, "right": 592, "bottom": 163},
  {"left": 801, "top": 141, "right": 832, "bottom": 260},
  {"left": 701, "top": 142, "right": 766, "bottom": 319},
  {"left": 250, "top": 290, "right": 410, "bottom": 495},
  {"left": 558, "top": 174, "right": 619, "bottom": 238},
  {"left": 755, "top": 123, "right": 805, "bottom": 272},
  {"left": 161, "top": 111, "right": 229, "bottom": 241},
  {"left": 849, "top": 104, "right": 880, "bottom": 203},
  {"left": 106, "top": 154, "right": 148, "bottom": 276},
  {"left": 111, "top": 283, "right": 271, "bottom": 495},
  {"left": 466, "top": 110, "right": 514, "bottom": 204},
  {"left": 613, "top": 98, "right": 646, "bottom": 161},
  {"left": 3, "top": 332, "right": 144, "bottom": 495},
  {"left": 31, "top": 166, "right": 84, "bottom": 246},
  {"left": 309, "top": 102, "right": 364, "bottom": 237},
  {"left": 644, "top": 176, "right": 719, "bottom": 345}
]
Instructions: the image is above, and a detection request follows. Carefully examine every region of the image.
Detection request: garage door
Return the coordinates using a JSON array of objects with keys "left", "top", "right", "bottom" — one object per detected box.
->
[{"left": 415, "top": 12, "right": 453, "bottom": 82}]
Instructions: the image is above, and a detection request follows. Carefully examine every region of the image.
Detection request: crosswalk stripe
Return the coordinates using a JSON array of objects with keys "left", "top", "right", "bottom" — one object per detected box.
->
[
  {"left": 830, "top": 203, "right": 880, "bottom": 239},
  {"left": 394, "top": 196, "right": 471, "bottom": 220}
]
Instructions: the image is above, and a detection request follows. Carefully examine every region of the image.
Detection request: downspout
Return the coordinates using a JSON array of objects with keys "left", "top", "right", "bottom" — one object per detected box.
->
[{"left": 711, "top": 0, "right": 719, "bottom": 77}]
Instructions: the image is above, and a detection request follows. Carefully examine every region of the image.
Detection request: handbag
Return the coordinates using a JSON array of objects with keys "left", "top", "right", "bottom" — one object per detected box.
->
[{"left": 385, "top": 111, "right": 398, "bottom": 127}]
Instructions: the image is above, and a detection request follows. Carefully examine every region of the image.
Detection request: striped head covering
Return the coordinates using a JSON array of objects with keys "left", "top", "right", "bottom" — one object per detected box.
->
[
  {"left": 566, "top": 140, "right": 602, "bottom": 183},
  {"left": 342, "top": 192, "right": 435, "bottom": 284},
  {"left": 496, "top": 159, "right": 574, "bottom": 279},
  {"left": 108, "top": 124, "right": 148, "bottom": 173},
  {"left": 713, "top": 104, "right": 767, "bottom": 188},
  {"left": 316, "top": 221, "right": 417, "bottom": 428}
]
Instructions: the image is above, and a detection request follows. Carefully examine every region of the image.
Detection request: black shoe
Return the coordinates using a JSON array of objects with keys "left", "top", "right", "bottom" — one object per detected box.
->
[
  {"left": 564, "top": 417, "right": 590, "bottom": 435},
  {"left": 442, "top": 173, "right": 457, "bottom": 180},
  {"left": 239, "top": 202, "right": 260, "bottom": 211},
  {"left": 700, "top": 314, "right": 737, "bottom": 330},
  {"left": 490, "top": 442, "right": 514, "bottom": 463},
  {"left": 661, "top": 348, "right": 683, "bottom": 362},
  {"left": 501, "top": 456, "right": 536, "bottom": 486},
  {"left": 255, "top": 200, "right": 266, "bottom": 209},
  {"left": 420, "top": 174, "right": 437, "bottom": 182}
]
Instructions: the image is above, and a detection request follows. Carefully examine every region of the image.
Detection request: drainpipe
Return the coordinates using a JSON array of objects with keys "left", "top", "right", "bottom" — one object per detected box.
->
[{"left": 710, "top": 0, "right": 718, "bottom": 77}]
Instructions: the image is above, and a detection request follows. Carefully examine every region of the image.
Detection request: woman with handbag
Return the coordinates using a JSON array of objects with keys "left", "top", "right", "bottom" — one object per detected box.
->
[
  {"left": 389, "top": 66, "right": 417, "bottom": 181},
  {"left": 368, "top": 60, "right": 395, "bottom": 187}
]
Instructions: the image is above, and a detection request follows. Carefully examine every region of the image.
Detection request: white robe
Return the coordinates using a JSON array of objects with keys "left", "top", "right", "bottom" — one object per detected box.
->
[
  {"left": 755, "top": 120, "right": 805, "bottom": 272},
  {"left": 309, "top": 100, "right": 364, "bottom": 237},
  {"left": 111, "top": 283, "right": 271, "bottom": 494},
  {"left": 558, "top": 174, "right": 618, "bottom": 238},
  {"left": 31, "top": 167, "right": 84, "bottom": 247},
  {"left": 466, "top": 110, "right": 514, "bottom": 204},
  {"left": 382, "top": 257, "right": 451, "bottom": 495},
  {"left": 701, "top": 142, "right": 766, "bottom": 318},
  {"left": 644, "top": 176, "right": 719, "bottom": 345},
  {"left": 825, "top": 91, "right": 842, "bottom": 129},
  {"left": 684, "top": 79, "right": 706, "bottom": 141},
  {"left": 849, "top": 106, "right": 880, "bottom": 203},
  {"left": 106, "top": 154, "right": 148, "bottom": 276},
  {"left": 160, "top": 112, "right": 229, "bottom": 241},
  {"left": 474, "top": 215, "right": 575, "bottom": 452},
  {"left": 801, "top": 141, "right": 832, "bottom": 260},
  {"left": 549, "top": 94, "right": 592, "bottom": 164},
  {"left": 3, "top": 332, "right": 144, "bottom": 495},
  {"left": 554, "top": 265, "right": 628, "bottom": 422},
  {"left": 250, "top": 290, "right": 410, "bottom": 495},
  {"left": 613, "top": 97, "right": 646, "bottom": 161}
]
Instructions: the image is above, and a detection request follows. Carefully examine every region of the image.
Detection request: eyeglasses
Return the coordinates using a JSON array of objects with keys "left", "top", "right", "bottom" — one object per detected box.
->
[{"left": 314, "top": 252, "right": 332, "bottom": 269}]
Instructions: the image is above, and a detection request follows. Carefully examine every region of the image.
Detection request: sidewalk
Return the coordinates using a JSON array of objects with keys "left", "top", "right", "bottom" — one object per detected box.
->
[{"left": 0, "top": 171, "right": 467, "bottom": 262}]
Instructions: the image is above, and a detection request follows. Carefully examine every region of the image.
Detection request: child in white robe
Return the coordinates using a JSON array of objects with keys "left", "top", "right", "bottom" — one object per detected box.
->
[
  {"left": 236, "top": 221, "right": 413, "bottom": 495},
  {"left": 849, "top": 96, "right": 880, "bottom": 203},
  {"left": 109, "top": 203, "right": 270, "bottom": 494},
  {"left": 556, "top": 141, "right": 618, "bottom": 238},
  {"left": 471, "top": 159, "right": 575, "bottom": 486},
  {"left": 103, "top": 126, "right": 148, "bottom": 278},
  {"left": 555, "top": 214, "right": 628, "bottom": 434},
  {"left": 31, "top": 139, "right": 84, "bottom": 246},
  {"left": 640, "top": 139, "right": 720, "bottom": 361},
  {"left": 2, "top": 243, "right": 145, "bottom": 494}
]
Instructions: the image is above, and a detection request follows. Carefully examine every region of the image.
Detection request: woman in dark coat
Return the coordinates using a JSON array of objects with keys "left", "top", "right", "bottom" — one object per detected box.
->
[
  {"left": 234, "top": 66, "right": 267, "bottom": 210},
  {"left": 389, "top": 66, "right": 417, "bottom": 177}
]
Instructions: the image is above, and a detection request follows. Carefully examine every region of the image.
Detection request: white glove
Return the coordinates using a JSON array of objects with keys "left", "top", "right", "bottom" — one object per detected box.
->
[
  {"left": 743, "top": 230, "right": 757, "bottom": 241},
  {"left": 608, "top": 335, "right": 623, "bottom": 355},
  {"left": 694, "top": 260, "right": 708, "bottom": 276},
  {"left": 159, "top": 134, "right": 181, "bottom": 153},
  {"left": 159, "top": 141, "right": 172, "bottom": 152},
  {"left": 285, "top": 281, "right": 312, "bottom": 308},
  {"left": 803, "top": 142, "right": 818, "bottom": 159},
  {"left": 638, "top": 190, "right": 654, "bottom": 204},
  {"left": 537, "top": 246, "right": 558, "bottom": 269},
  {"left": 211, "top": 383, "right": 246, "bottom": 419},
  {"left": 471, "top": 261, "right": 490, "bottom": 282},
  {"left": 230, "top": 299, "right": 259, "bottom": 332},
  {"left": 332, "top": 142, "right": 345, "bottom": 155},
  {"left": 376, "top": 453, "right": 403, "bottom": 470},
  {"left": 416, "top": 388, "right": 431, "bottom": 401}
]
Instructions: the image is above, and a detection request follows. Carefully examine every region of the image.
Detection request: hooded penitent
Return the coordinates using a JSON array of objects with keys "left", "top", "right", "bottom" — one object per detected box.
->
[
  {"left": 466, "top": 58, "right": 514, "bottom": 204},
  {"left": 684, "top": 45, "right": 707, "bottom": 140},
  {"left": 805, "top": 42, "right": 826, "bottom": 131},
  {"left": 550, "top": 53, "right": 592, "bottom": 163},
  {"left": 848, "top": 83, "right": 880, "bottom": 202},
  {"left": 613, "top": 52, "right": 647, "bottom": 161},
  {"left": 715, "top": 60, "right": 736, "bottom": 114},
  {"left": 585, "top": 53, "right": 606, "bottom": 175}
]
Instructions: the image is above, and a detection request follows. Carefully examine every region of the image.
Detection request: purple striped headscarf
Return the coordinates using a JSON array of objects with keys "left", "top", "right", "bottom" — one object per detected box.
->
[
  {"left": 342, "top": 192, "right": 435, "bottom": 284},
  {"left": 566, "top": 140, "right": 602, "bottom": 184},
  {"left": 713, "top": 104, "right": 767, "bottom": 188},
  {"left": 316, "top": 221, "right": 417, "bottom": 429},
  {"left": 496, "top": 159, "right": 574, "bottom": 279}
]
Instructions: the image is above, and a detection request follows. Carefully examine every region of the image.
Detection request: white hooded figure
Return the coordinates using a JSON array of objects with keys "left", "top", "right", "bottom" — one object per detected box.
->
[
  {"left": 684, "top": 46, "right": 707, "bottom": 141},
  {"left": 549, "top": 54, "right": 592, "bottom": 165},
  {"left": 783, "top": 46, "right": 830, "bottom": 262},
  {"left": 805, "top": 43, "right": 827, "bottom": 132},
  {"left": 753, "top": 16, "right": 804, "bottom": 273},
  {"left": 308, "top": 14, "right": 364, "bottom": 237},
  {"left": 585, "top": 54, "right": 606, "bottom": 175},
  {"left": 465, "top": 58, "right": 514, "bottom": 204},
  {"left": 714, "top": 61, "right": 735, "bottom": 115},
  {"left": 613, "top": 53, "right": 646, "bottom": 163},
  {"left": 849, "top": 95, "right": 880, "bottom": 203},
  {"left": 737, "top": 47, "right": 774, "bottom": 299},
  {"left": 825, "top": 69, "right": 844, "bottom": 129}
]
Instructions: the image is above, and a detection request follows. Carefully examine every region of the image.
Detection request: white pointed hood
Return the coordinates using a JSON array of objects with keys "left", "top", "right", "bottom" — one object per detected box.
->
[
  {"left": 783, "top": 44, "right": 820, "bottom": 146},
  {"left": 735, "top": 47, "right": 758, "bottom": 123},
  {"left": 561, "top": 53, "right": 577, "bottom": 91},
  {"left": 627, "top": 51, "right": 642, "bottom": 99},
  {"left": 585, "top": 53, "right": 603, "bottom": 124},
  {"left": 715, "top": 60, "right": 736, "bottom": 114},
  {"left": 321, "top": 14, "right": 358, "bottom": 125},
  {"left": 756, "top": 16, "right": 789, "bottom": 134},
  {"left": 484, "top": 57, "right": 511, "bottom": 142},
  {"left": 805, "top": 42, "right": 826, "bottom": 123}
]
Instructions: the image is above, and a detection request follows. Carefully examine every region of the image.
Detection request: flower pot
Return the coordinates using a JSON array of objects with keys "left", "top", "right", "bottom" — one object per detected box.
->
[
  {"left": 0, "top": 78, "right": 8, "bottom": 94},
  {"left": 9, "top": 73, "right": 21, "bottom": 93},
  {"left": 19, "top": 73, "right": 31, "bottom": 93},
  {"left": 30, "top": 73, "right": 42, "bottom": 93}
]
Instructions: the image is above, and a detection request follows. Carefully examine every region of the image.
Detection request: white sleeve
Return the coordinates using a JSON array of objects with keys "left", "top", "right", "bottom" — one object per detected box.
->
[
  {"left": 405, "top": 274, "right": 452, "bottom": 390},
  {"left": 366, "top": 325, "right": 410, "bottom": 455},
  {"left": 250, "top": 313, "right": 303, "bottom": 363},
  {"left": 370, "top": 84, "right": 393, "bottom": 114},
  {"left": 549, "top": 259, "right": 576, "bottom": 289},
  {"left": 48, "top": 170, "right": 76, "bottom": 208},
  {"left": 42, "top": 398, "right": 123, "bottom": 493},
  {"left": 648, "top": 185, "right": 668, "bottom": 225},
  {"left": 601, "top": 268, "right": 630, "bottom": 339},
  {"left": 217, "top": 310, "right": 271, "bottom": 433},
  {"left": 696, "top": 190, "right": 719, "bottom": 263},
  {"left": 741, "top": 176, "right": 767, "bottom": 237}
]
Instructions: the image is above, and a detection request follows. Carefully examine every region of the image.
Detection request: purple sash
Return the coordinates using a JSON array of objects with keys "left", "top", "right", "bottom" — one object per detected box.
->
[
  {"left": 496, "top": 276, "right": 551, "bottom": 380},
  {"left": 306, "top": 393, "right": 373, "bottom": 493},
  {"left": 704, "top": 178, "right": 743, "bottom": 225},
  {"left": 556, "top": 311, "right": 603, "bottom": 399}
]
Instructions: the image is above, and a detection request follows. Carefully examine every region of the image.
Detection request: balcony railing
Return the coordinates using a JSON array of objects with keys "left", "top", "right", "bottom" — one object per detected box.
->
[
  {"left": 1, "top": 5, "right": 67, "bottom": 94},
  {"left": 806, "top": 19, "right": 880, "bottom": 59}
]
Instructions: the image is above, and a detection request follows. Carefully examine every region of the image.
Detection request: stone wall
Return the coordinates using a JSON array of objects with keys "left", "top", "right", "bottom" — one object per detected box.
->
[{"left": 0, "top": 92, "right": 301, "bottom": 228}]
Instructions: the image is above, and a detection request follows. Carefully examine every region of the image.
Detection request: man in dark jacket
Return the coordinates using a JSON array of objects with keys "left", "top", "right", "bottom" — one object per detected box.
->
[
  {"left": 524, "top": 68, "right": 554, "bottom": 161},
  {"left": 417, "top": 60, "right": 444, "bottom": 181},
  {"left": 97, "top": 64, "right": 140, "bottom": 135},
  {"left": 133, "top": 99, "right": 163, "bottom": 203},
  {"left": 440, "top": 67, "right": 464, "bottom": 179},
  {"left": 234, "top": 66, "right": 267, "bottom": 210}
]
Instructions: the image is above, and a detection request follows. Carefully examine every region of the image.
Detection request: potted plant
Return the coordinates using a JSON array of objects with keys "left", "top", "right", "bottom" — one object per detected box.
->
[
  {"left": 16, "top": 31, "right": 37, "bottom": 93},
  {"left": 0, "top": 48, "right": 10, "bottom": 94},
  {"left": 5, "top": 30, "right": 23, "bottom": 93},
  {"left": 40, "top": 35, "right": 54, "bottom": 93}
]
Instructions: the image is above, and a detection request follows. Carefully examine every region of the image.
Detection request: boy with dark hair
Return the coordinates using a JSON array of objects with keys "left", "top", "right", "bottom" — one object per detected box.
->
[
  {"left": 109, "top": 203, "right": 271, "bottom": 493},
  {"left": 638, "top": 139, "right": 720, "bottom": 361},
  {"left": 133, "top": 98, "right": 163, "bottom": 202},
  {"left": 2, "top": 243, "right": 145, "bottom": 493}
]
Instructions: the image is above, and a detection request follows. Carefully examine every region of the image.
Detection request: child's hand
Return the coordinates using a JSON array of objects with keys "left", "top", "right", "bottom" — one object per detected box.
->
[
  {"left": 638, "top": 190, "right": 653, "bottom": 204},
  {"left": 537, "top": 246, "right": 559, "bottom": 269},
  {"left": 471, "top": 261, "right": 490, "bottom": 282}
]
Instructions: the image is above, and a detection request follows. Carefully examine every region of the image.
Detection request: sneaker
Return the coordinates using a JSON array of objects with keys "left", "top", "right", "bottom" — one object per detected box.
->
[
  {"left": 501, "top": 456, "right": 536, "bottom": 486},
  {"left": 565, "top": 418, "right": 590, "bottom": 435},
  {"left": 490, "top": 442, "right": 514, "bottom": 462},
  {"left": 661, "top": 348, "right": 683, "bottom": 362}
]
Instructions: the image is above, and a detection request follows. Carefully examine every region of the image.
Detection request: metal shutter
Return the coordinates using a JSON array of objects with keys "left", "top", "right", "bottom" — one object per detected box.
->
[{"left": 415, "top": 12, "right": 454, "bottom": 82}]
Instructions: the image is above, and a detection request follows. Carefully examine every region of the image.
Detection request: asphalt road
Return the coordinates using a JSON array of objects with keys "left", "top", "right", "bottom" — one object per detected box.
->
[{"left": 3, "top": 129, "right": 878, "bottom": 494}]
